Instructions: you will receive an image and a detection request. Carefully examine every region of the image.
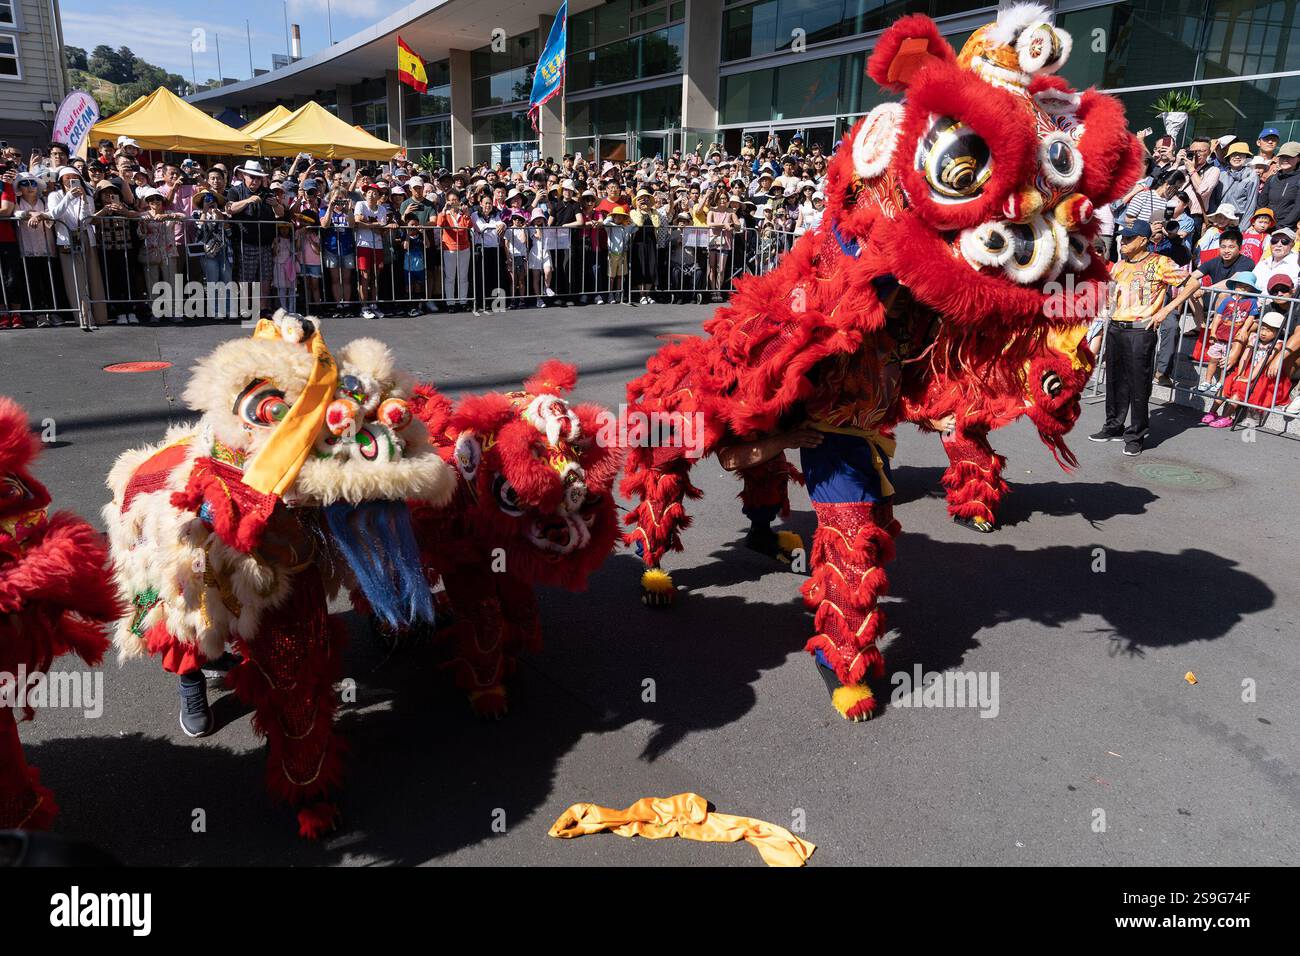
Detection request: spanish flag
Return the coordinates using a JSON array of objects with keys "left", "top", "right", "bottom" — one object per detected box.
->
[{"left": 397, "top": 36, "right": 427, "bottom": 93}]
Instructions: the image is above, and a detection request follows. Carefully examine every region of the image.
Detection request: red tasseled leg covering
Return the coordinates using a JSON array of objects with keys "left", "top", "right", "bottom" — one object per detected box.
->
[
  {"left": 0, "top": 706, "right": 58, "bottom": 830},
  {"left": 437, "top": 569, "right": 539, "bottom": 717},
  {"left": 227, "top": 570, "right": 346, "bottom": 839},
  {"left": 800, "top": 501, "right": 901, "bottom": 696},
  {"left": 620, "top": 448, "right": 702, "bottom": 569},
  {"left": 737, "top": 453, "right": 802, "bottom": 515},
  {"left": 939, "top": 428, "right": 1008, "bottom": 524}
]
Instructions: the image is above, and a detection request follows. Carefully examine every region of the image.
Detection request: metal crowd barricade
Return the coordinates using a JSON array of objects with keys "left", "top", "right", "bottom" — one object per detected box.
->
[
  {"left": 0, "top": 216, "right": 85, "bottom": 326},
  {"left": 2, "top": 215, "right": 802, "bottom": 327},
  {"left": 1086, "top": 274, "right": 1300, "bottom": 437}
]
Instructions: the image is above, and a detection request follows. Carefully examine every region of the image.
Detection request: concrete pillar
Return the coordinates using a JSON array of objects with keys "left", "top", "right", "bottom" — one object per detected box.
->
[
  {"left": 538, "top": 15, "right": 564, "bottom": 160},
  {"left": 681, "top": 0, "right": 723, "bottom": 147},
  {"left": 449, "top": 48, "right": 473, "bottom": 169},
  {"left": 385, "top": 69, "right": 403, "bottom": 147},
  {"left": 335, "top": 83, "right": 354, "bottom": 124}
]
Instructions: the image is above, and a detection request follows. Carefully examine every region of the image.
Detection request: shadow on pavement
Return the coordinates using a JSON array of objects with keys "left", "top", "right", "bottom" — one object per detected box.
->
[{"left": 890, "top": 469, "right": 1161, "bottom": 530}]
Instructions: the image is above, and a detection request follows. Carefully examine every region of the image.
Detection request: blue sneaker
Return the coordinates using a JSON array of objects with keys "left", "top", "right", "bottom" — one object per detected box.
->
[{"left": 178, "top": 671, "right": 214, "bottom": 738}]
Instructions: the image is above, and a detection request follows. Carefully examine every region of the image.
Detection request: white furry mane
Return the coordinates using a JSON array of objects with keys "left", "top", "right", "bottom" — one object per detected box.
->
[{"left": 987, "top": 2, "right": 1053, "bottom": 46}]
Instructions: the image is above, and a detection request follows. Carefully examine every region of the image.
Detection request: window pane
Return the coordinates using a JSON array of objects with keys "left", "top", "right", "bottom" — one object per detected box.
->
[
  {"left": 773, "top": 56, "right": 839, "bottom": 120},
  {"left": 775, "top": 0, "right": 844, "bottom": 50},
  {"left": 720, "top": 69, "right": 774, "bottom": 125}
]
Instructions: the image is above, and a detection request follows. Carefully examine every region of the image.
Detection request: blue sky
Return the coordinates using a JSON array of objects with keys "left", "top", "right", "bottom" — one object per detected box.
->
[{"left": 62, "top": 0, "right": 412, "bottom": 84}]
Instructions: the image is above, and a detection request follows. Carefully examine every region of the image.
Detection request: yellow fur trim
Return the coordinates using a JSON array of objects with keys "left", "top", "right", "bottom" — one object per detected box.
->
[
  {"left": 831, "top": 683, "right": 875, "bottom": 719},
  {"left": 641, "top": 568, "right": 674, "bottom": 593},
  {"left": 775, "top": 531, "right": 803, "bottom": 554},
  {"left": 1046, "top": 322, "right": 1091, "bottom": 371}
]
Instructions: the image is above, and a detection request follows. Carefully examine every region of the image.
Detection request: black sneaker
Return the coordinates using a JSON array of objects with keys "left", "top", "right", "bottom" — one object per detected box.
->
[
  {"left": 1088, "top": 430, "right": 1125, "bottom": 442},
  {"left": 1123, "top": 440, "right": 1143, "bottom": 457},
  {"left": 178, "top": 671, "right": 214, "bottom": 738}
]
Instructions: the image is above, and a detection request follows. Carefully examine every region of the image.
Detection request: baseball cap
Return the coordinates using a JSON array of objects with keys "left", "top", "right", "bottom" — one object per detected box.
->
[
  {"left": 1119, "top": 220, "right": 1153, "bottom": 239},
  {"left": 300, "top": 178, "right": 319, "bottom": 192},
  {"left": 407, "top": 176, "right": 424, "bottom": 187},
  {"left": 1267, "top": 273, "right": 1294, "bottom": 292},
  {"left": 1259, "top": 127, "right": 1282, "bottom": 140},
  {"left": 1251, "top": 155, "right": 1271, "bottom": 167},
  {"left": 116, "top": 136, "right": 138, "bottom": 148},
  {"left": 1277, "top": 142, "right": 1300, "bottom": 158},
  {"left": 1272, "top": 226, "right": 1295, "bottom": 242},
  {"left": 1262, "top": 311, "right": 1286, "bottom": 329}
]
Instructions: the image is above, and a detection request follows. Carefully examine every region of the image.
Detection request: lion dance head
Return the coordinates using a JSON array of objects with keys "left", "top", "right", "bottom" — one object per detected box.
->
[
  {"left": 411, "top": 359, "right": 622, "bottom": 591},
  {"left": 828, "top": 2, "right": 1142, "bottom": 333}
]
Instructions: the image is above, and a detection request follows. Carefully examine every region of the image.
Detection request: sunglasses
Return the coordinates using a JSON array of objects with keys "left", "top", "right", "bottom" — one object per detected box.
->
[{"left": 1276, "top": 236, "right": 1294, "bottom": 244}]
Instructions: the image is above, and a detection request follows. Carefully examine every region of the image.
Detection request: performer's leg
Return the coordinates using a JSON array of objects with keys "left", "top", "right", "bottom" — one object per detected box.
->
[
  {"left": 738, "top": 454, "right": 803, "bottom": 563},
  {"left": 940, "top": 427, "right": 1007, "bottom": 532},
  {"left": 228, "top": 575, "right": 346, "bottom": 839},
  {"left": 801, "top": 500, "right": 900, "bottom": 722},
  {"left": 437, "top": 567, "right": 533, "bottom": 718},
  {"left": 0, "top": 706, "right": 58, "bottom": 830},
  {"left": 621, "top": 449, "right": 702, "bottom": 607}
]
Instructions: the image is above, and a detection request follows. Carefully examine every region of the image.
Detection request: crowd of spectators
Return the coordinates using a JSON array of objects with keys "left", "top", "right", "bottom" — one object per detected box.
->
[
  {"left": 0, "top": 130, "right": 829, "bottom": 329},
  {"left": 1098, "top": 125, "right": 1300, "bottom": 429}
]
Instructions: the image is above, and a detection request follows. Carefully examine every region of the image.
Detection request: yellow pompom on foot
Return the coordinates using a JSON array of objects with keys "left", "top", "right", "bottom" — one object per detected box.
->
[
  {"left": 953, "top": 514, "right": 995, "bottom": 534},
  {"left": 831, "top": 683, "right": 877, "bottom": 722},
  {"left": 774, "top": 530, "right": 804, "bottom": 565},
  {"left": 469, "top": 684, "right": 508, "bottom": 719},
  {"left": 640, "top": 567, "right": 676, "bottom": 607}
]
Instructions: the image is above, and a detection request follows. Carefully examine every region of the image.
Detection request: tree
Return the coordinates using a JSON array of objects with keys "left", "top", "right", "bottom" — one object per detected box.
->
[
  {"left": 88, "top": 45, "right": 132, "bottom": 84},
  {"left": 65, "top": 46, "right": 88, "bottom": 72}
]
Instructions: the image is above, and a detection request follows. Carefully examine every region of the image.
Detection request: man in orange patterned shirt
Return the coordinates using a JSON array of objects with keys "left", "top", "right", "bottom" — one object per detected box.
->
[{"left": 1092, "top": 220, "right": 1202, "bottom": 455}]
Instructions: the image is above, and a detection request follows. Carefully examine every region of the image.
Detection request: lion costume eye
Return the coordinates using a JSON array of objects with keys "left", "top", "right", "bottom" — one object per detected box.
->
[
  {"left": 492, "top": 474, "right": 524, "bottom": 516},
  {"left": 917, "top": 116, "right": 993, "bottom": 202},
  {"left": 234, "top": 379, "right": 289, "bottom": 427},
  {"left": 1042, "top": 371, "right": 1064, "bottom": 397},
  {"left": 1039, "top": 131, "right": 1083, "bottom": 190}
]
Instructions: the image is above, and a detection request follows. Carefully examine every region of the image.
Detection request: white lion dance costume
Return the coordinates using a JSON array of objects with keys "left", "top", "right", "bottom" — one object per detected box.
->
[{"left": 103, "top": 312, "right": 453, "bottom": 836}]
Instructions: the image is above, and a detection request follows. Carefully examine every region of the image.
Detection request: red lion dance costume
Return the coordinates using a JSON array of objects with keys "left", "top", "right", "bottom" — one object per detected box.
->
[
  {"left": 621, "top": 4, "right": 1141, "bottom": 720},
  {"left": 103, "top": 312, "right": 453, "bottom": 836},
  {"left": 408, "top": 360, "right": 621, "bottom": 717},
  {"left": 0, "top": 398, "right": 120, "bottom": 829}
]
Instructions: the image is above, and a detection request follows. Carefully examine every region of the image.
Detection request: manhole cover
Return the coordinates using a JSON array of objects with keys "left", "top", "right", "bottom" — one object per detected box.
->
[
  {"left": 103, "top": 361, "right": 172, "bottom": 373},
  {"left": 1133, "top": 461, "right": 1232, "bottom": 490}
]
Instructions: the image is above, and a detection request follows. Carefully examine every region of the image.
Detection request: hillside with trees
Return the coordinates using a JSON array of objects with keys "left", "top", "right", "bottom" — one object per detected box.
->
[{"left": 64, "top": 45, "right": 199, "bottom": 116}]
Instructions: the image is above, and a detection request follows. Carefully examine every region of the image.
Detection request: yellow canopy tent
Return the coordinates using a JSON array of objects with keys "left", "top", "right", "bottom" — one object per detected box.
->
[
  {"left": 88, "top": 87, "right": 258, "bottom": 155},
  {"left": 252, "top": 101, "right": 402, "bottom": 160},
  {"left": 240, "top": 105, "right": 293, "bottom": 137}
]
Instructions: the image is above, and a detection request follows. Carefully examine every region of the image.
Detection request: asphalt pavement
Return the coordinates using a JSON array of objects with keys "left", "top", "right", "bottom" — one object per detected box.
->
[{"left": 3, "top": 302, "right": 1297, "bottom": 866}]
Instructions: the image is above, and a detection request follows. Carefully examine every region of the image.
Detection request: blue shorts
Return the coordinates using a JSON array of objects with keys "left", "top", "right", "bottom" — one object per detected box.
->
[
  {"left": 800, "top": 431, "right": 892, "bottom": 505},
  {"left": 300, "top": 263, "right": 322, "bottom": 278}
]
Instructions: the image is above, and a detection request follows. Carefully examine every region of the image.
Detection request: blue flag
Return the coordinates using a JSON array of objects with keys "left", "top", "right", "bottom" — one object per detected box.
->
[{"left": 529, "top": 2, "right": 567, "bottom": 131}]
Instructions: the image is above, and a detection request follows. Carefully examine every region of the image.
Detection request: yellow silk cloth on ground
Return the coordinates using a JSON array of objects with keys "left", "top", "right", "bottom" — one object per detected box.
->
[
  {"left": 548, "top": 793, "right": 815, "bottom": 867},
  {"left": 240, "top": 330, "right": 338, "bottom": 497}
]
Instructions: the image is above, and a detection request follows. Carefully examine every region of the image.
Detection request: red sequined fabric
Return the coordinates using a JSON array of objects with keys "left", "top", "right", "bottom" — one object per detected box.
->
[{"left": 801, "top": 500, "right": 901, "bottom": 686}]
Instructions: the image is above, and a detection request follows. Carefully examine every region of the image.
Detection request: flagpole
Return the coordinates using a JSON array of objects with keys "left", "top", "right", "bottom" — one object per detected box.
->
[{"left": 398, "top": 71, "right": 406, "bottom": 162}]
